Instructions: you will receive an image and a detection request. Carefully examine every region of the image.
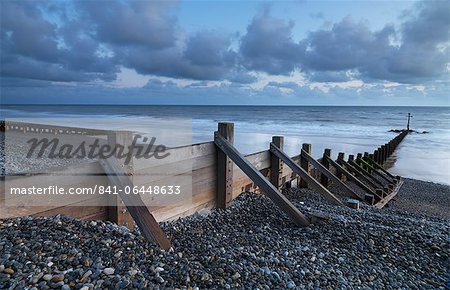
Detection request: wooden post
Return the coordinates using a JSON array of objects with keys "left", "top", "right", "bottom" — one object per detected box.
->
[
  {"left": 336, "top": 152, "right": 345, "bottom": 180},
  {"left": 363, "top": 152, "right": 371, "bottom": 173},
  {"left": 321, "top": 149, "right": 331, "bottom": 187},
  {"left": 107, "top": 131, "right": 134, "bottom": 228},
  {"left": 348, "top": 154, "right": 354, "bottom": 162},
  {"left": 272, "top": 145, "right": 344, "bottom": 206},
  {"left": 376, "top": 188, "right": 384, "bottom": 198},
  {"left": 216, "top": 133, "right": 310, "bottom": 226},
  {"left": 406, "top": 112, "right": 412, "bottom": 131},
  {"left": 380, "top": 145, "right": 385, "bottom": 164},
  {"left": 346, "top": 199, "right": 360, "bottom": 209},
  {"left": 270, "top": 136, "right": 284, "bottom": 190},
  {"left": 299, "top": 143, "right": 311, "bottom": 188},
  {"left": 99, "top": 157, "right": 172, "bottom": 250},
  {"left": 364, "top": 194, "right": 375, "bottom": 205},
  {"left": 302, "top": 150, "right": 362, "bottom": 201},
  {"left": 217, "top": 122, "right": 234, "bottom": 209},
  {"left": 356, "top": 153, "right": 365, "bottom": 171}
]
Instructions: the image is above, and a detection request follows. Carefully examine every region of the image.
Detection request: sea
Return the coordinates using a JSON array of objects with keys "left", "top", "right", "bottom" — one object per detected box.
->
[{"left": 1, "top": 105, "right": 449, "bottom": 185}]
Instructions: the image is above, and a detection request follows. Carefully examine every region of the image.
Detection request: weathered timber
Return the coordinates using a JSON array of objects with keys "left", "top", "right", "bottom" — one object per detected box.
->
[
  {"left": 320, "top": 149, "right": 331, "bottom": 187},
  {"left": 373, "top": 150, "right": 378, "bottom": 164},
  {"left": 364, "top": 194, "right": 375, "bottom": 205},
  {"left": 216, "top": 122, "right": 234, "bottom": 209},
  {"left": 376, "top": 188, "right": 384, "bottom": 198},
  {"left": 214, "top": 133, "right": 310, "bottom": 226},
  {"left": 357, "top": 158, "right": 394, "bottom": 184},
  {"left": 106, "top": 131, "right": 134, "bottom": 228},
  {"left": 299, "top": 143, "right": 312, "bottom": 188},
  {"left": 348, "top": 160, "right": 385, "bottom": 188},
  {"left": 270, "top": 144, "right": 344, "bottom": 206},
  {"left": 341, "top": 160, "right": 380, "bottom": 190},
  {"left": 300, "top": 149, "right": 361, "bottom": 200},
  {"left": 99, "top": 157, "right": 172, "bottom": 250},
  {"left": 363, "top": 157, "right": 397, "bottom": 181},
  {"left": 270, "top": 136, "right": 284, "bottom": 190},
  {"left": 346, "top": 199, "right": 360, "bottom": 209},
  {"left": 375, "top": 179, "right": 404, "bottom": 209},
  {"left": 324, "top": 156, "right": 377, "bottom": 199}
]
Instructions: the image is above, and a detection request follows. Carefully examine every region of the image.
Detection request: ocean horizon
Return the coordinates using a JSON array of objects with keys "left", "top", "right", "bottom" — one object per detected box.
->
[{"left": 2, "top": 104, "right": 449, "bottom": 185}]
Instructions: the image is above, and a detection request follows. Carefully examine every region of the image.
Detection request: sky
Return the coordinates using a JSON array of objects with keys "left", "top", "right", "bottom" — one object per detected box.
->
[{"left": 1, "top": 0, "right": 449, "bottom": 105}]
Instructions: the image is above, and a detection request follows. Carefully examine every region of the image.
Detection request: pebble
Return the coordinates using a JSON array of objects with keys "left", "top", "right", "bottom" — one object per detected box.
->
[
  {"left": 3, "top": 268, "right": 14, "bottom": 275},
  {"left": 154, "top": 267, "right": 164, "bottom": 273},
  {"left": 287, "top": 281, "right": 296, "bottom": 289},
  {"left": 52, "top": 274, "right": 64, "bottom": 282},
  {"left": 232, "top": 272, "right": 241, "bottom": 280},
  {"left": 103, "top": 268, "right": 115, "bottom": 275},
  {"left": 0, "top": 179, "right": 448, "bottom": 289}
]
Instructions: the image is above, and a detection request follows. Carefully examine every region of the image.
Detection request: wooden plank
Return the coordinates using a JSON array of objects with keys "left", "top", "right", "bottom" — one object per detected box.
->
[
  {"left": 99, "top": 157, "right": 172, "bottom": 250},
  {"left": 214, "top": 133, "right": 310, "bottom": 226},
  {"left": 348, "top": 160, "right": 385, "bottom": 188},
  {"left": 375, "top": 179, "right": 404, "bottom": 209},
  {"left": 320, "top": 149, "right": 331, "bottom": 187},
  {"left": 106, "top": 131, "right": 134, "bottom": 227},
  {"left": 324, "top": 156, "right": 379, "bottom": 198},
  {"left": 339, "top": 159, "right": 379, "bottom": 190},
  {"left": 363, "top": 157, "right": 397, "bottom": 180},
  {"left": 270, "top": 136, "right": 284, "bottom": 189},
  {"left": 216, "top": 122, "right": 234, "bottom": 209},
  {"left": 132, "top": 141, "right": 215, "bottom": 171},
  {"left": 300, "top": 150, "right": 363, "bottom": 200},
  {"left": 299, "top": 143, "right": 311, "bottom": 188},
  {"left": 133, "top": 153, "right": 213, "bottom": 185},
  {"left": 357, "top": 158, "right": 394, "bottom": 184},
  {"left": 270, "top": 143, "right": 344, "bottom": 206}
]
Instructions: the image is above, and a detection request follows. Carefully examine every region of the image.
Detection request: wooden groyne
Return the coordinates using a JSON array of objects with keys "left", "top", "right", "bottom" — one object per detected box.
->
[{"left": 1, "top": 121, "right": 408, "bottom": 249}]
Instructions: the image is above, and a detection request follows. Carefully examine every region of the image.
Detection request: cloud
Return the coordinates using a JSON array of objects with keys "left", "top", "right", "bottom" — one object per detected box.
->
[
  {"left": 0, "top": 1, "right": 117, "bottom": 82},
  {"left": 0, "top": 0, "right": 449, "bottom": 104},
  {"left": 240, "top": 8, "right": 304, "bottom": 75},
  {"left": 307, "top": 71, "right": 354, "bottom": 83},
  {"left": 76, "top": 1, "right": 178, "bottom": 49},
  {"left": 303, "top": 17, "right": 390, "bottom": 71},
  {"left": 302, "top": 1, "right": 449, "bottom": 84},
  {"left": 370, "top": 0, "right": 450, "bottom": 83},
  {"left": 1, "top": 1, "right": 59, "bottom": 63}
]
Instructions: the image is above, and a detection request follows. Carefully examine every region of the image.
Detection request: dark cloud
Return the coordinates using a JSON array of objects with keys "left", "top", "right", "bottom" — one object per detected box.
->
[
  {"left": 184, "top": 31, "right": 235, "bottom": 66},
  {"left": 226, "top": 70, "right": 257, "bottom": 84},
  {"left": 0, "top": 1, "right": 117, "bottom": 82},
  {"left": 76, "top": 1, "right": 178, "bottom": 49},
  {"left": 240, "top": 9, "right": 304, "bottom": 75},
  {"left": 0, "top": 0, "right": 448, "bottom": 91},
  {"left": 1, "top": 1, "right": 59, "bottom": 63},
  {"left": 303, "top": 17, "right": 385, "bottom": 71},
  {"left": 370, "top": 0, "right": 450, "bottom": 83},
  {"left": 119, "top": 30, "right": 242, "bottom": 81},
  {"left": 302, "top": 1, "right": 449, "bottom": 83}
]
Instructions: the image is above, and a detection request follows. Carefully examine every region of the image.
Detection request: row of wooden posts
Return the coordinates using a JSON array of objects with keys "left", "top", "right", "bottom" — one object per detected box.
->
[
  {"left": 118, "top": 122, "right": 406, "bottom": 249},
  {"left": 1, "top": 120, "right": 407, "bottom": 250},
  {"left": 214, "top": 122, "right": 406, "bottom": 225}
]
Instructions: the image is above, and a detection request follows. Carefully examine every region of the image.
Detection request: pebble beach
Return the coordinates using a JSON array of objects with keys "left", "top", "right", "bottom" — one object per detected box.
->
[{"left": 1, "top": 178, "right": 449, "bottom": 289}]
